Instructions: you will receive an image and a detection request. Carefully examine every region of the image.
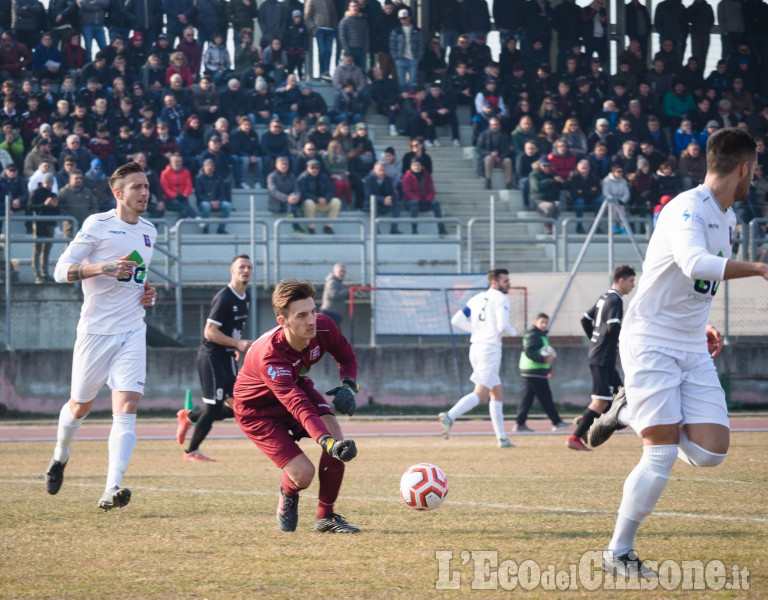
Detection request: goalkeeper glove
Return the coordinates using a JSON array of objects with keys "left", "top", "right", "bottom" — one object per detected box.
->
[
  {"left": 325, "top": 377, "right": 358, "bottom": 416},
  {"left": 318, "top": 434, "right": 358, "bottom": 462}
]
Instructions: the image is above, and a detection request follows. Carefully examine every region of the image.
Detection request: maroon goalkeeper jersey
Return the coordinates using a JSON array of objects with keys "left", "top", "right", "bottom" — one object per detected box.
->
[{"left": 233, "top": 313, "right": 358, "bottom": 442}]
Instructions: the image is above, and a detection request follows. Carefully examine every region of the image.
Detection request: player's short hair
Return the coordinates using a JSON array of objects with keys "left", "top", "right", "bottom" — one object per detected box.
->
[
  {"left": 109, "top": 161, "right": 145, "bottom": 191},
  {"left": 272, "top": 278, "right": 316, "bottom": 318},
  {"left": 535, "top": 312, "right": 550, "bottom": 321},
  {"left": 487, "top": 268, "right": 509, "bottom": 283},
  {"left": 613, "top": 264, "right": 636, "bottom": 283},
  {"left": 706, "top": 128, "right": 757, "bottom": 176},
  {"left": 231, "top": 254, "right": 250, "bottom": 265}
]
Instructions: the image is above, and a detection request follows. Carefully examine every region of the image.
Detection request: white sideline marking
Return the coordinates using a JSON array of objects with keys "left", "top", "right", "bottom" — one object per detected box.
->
[{"left": 8, "top": 478, "right": 768, "bottom": 525}]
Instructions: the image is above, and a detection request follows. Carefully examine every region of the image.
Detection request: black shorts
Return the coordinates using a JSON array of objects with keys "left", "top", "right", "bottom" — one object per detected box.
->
[
  {"left": 197, "top": 351, "right": 238, "bottom": 404},
  {"left": 590, "top": 364, "right": 622, "bottom": 401}
]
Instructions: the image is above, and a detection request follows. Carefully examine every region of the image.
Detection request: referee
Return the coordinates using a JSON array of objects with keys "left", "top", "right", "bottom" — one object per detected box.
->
[
  {"left": 567, "top": 264, "right": 636, "bottom": 451},
  {"left": 176, "top": 254, "right": 254, "bottom": 461}
]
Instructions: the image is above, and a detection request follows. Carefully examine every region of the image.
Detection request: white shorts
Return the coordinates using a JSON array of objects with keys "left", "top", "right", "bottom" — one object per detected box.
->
[
  {"left": 70, "top": 324, "right": 147, "bottom": 402},
  {"left": 468, "top": 343, "right": 502, "bottom": 390},
  {"left": 619, "top": 342, "right": 729, "bottom": 436}
]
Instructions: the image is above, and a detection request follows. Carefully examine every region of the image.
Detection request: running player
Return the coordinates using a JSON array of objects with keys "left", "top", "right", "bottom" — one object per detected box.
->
[
  {"left": 587, "top": 128, "right": 767, "bottom": 576},
  {"left": 233, "top": 278, "right": 360, "bottom": 533},
  {"left": 176, "top": 255, "right": 254, "bottom": 461},
  {"left": 566, "top": 264, "right": 636, "bottom": 451},
  {"left": 45, "top": 161, "right": 158, "bottom": 511},
  {"left": 438, "top": 269, "right": 518, "bottom": 447}
]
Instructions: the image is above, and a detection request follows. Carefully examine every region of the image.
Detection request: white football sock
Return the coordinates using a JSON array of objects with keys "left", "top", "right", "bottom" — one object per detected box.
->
[
  {"left": 447, "top": 392, "right": 479, "bottom": 421},
  {"left": 617, "top": 404, "right": 630, "bottom": 427},
  {"left": 608, "top": 444, "right": 678, "bottom": 556},
  {"left": 677, "top": 429, "right": 727, "bottom": 467},
  {"left": 489, "top": 400, "right": 506, "bottom": 440},
  {"left": 106, "top": 413, "right": 137, "bottom": 491},
  {"left": 53, "top": 402, "right": 85, "bottom": 463}
]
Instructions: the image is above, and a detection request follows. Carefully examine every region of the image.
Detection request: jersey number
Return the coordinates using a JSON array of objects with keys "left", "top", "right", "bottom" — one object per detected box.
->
[{"left": 477, "top": 298, "right": 489, "bottom": 321}]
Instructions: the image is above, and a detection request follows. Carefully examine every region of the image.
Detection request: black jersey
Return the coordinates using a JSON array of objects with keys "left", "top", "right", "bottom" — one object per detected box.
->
[
  {"left": 581, "top": 289, "right": 623, "bottom": 367},
  {"left": 199, "top": 285, "right": 250, "bottom": 357}
]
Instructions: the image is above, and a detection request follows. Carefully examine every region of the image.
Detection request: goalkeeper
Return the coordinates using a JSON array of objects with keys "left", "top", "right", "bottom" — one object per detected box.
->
[{"left": 233, "top": 278, "right": 361, "bottom": 534}]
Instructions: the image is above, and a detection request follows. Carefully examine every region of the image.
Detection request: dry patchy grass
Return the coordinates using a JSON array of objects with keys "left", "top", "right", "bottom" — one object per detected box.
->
[{"left": 1, "top": 431, "right": 766, "bottom": 599}]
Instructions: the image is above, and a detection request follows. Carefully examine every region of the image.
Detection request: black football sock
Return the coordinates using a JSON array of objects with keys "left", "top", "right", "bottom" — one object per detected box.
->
[{"left": 574, "top": 408, "right": 601, "bottom": 439}]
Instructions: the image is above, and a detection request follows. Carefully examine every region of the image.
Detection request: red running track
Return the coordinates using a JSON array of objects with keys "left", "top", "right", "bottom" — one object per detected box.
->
[{"left": 2, "top": 417, "right": 767, "bottom": 442}]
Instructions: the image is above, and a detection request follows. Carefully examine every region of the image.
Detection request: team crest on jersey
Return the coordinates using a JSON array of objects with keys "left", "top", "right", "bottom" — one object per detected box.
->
[
  {"left": 144, "top": 234, "right": 152, "bottom": 247},
  {"left": 310, "top": 346, "right": 320, "bottom": 360}
]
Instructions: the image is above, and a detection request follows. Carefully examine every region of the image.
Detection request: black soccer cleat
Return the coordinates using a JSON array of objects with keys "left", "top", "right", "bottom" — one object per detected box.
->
[
  {"left": 98, "top": 486, "right": 132, "bottom": 511},
  {"left": 277, "top": 487, "right": 299, "bottom": 532},
  {"left": 314, "top": 513, "right": 361, "bottom": 533},
  {"left": 587, "top": 386, "right": 628, "bottom": 448},
  {"left": 45, "top": 458, "right": 68, "bottom": 495},
  {"left": 602, "top": 549, "right": 658, "bottom": 579}
]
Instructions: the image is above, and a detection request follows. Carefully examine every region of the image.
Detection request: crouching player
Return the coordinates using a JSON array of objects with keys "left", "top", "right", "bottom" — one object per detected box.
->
[{"left": 233, "top": 278, "right": 361, "bottom": 533}]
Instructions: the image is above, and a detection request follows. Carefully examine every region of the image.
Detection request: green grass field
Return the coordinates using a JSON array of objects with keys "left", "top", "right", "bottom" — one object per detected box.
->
[{"left": 2, "top": 430, "right": 766, "bottom": 599}]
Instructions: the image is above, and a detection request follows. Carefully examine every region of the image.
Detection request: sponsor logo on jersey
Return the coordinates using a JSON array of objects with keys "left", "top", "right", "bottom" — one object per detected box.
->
[
  {"left": 268, "top": 365, "right": 292, "bottom": 379},
  {"left": 268, "top": 366, "right": 276, "bottom": 379},
  {"left": 108, "top": 230, "right": 127, "bottom": 235},
  {"left": 144, "top": 234, "right": 152, "bottom": 247},
  {"left": 708, "top": 223, "right": 719, "bottom": 229},
  {"left": 310, "top": 346, "right": 320, "bottom": 360},
  {"left": 683, "top": 209, "right": 691, "bottom": 221},
  {"left": 233, "top": 305, "right": 238, "bottom": 312}
]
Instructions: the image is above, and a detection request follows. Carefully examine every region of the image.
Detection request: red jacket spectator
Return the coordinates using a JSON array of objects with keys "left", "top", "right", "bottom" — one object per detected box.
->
[
  {"left": 160, "top": 163, "right": 193, "bottom": 200},
  {"left": 0, "top": 41, "right": 32, "bottom": 78},
  {"left": 165, "top": 64, "right": 194, "bottom": 88},
  {"left": 401, "top": 168, "right": 436, "bottom": 202},
  {"left": 547, "top": 148, "right": 578, "bottom": 180},
  {"left": 176, "top": 38, "right": 202, "bottom": 79}
]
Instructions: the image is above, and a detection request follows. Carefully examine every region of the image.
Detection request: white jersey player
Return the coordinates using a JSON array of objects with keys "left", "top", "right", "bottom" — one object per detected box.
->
[
  {"left": 45, "top": 162, "right": 158, "bottom": 511},
  {"left": 438, "top": 269, "right": 518, "bottom": 447},
  {"left": 587, "top": 129, "right": 768, "bottom": 578}
]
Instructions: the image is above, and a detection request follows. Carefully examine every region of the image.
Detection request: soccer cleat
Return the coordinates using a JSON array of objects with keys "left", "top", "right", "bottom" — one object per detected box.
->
[
  {"left": 277, "top": 487, "right": 299, "bottom": 532},
  {"left": 437, "top": 412, "right": 453, "bottom": 439},
  {"left": 602, "top": 549, "right": 658, "bottom": 579},
  {"left": 588, "top": 387, "right": 628, "bottom": 448},
  {"left": 45, "top": 458, "right": 67, "bottom": 495},
  {"left": 183, "top": 450, "right": 216, "bottom": 462},
  {"left": 176, "top": 409, "right": 192, "bottom": 445},
  {"left": 513, "top": 423, "right": 533, "bottom": 433},
  {"left": 98, "top": 486, "right": 131, "bottom": 511},
  {"left": 314, "top": 513, "right": 360, "bottom": 533},
  {"left": 566, "top": 435, "right": 591, "bottom": 451},
  {"left": 498, "top": 437, "right": 516, "bottom": 448},
  {"left": 551, "top": 421, "right": 571, "bottom": 431}
]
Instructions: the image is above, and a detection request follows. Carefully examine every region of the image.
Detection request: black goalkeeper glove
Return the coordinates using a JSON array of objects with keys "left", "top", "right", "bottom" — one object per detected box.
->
[
  {"left": 318, "top": 434, "right": 358, "bottom": 462},
  {"left": 325, "top": 377, "right": 358, "bottom": 416}
]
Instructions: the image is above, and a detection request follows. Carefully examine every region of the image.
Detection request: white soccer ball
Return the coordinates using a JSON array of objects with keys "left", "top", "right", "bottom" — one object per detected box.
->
[
  {"left": 400, "top": 463, "right": 449, "bottom": 511},
  {"left": 540, "top": 345, "right": 557, "bottom": 358}
]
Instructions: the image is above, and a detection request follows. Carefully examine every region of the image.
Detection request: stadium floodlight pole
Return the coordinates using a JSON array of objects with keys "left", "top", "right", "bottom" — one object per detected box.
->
[
  {"left": 369, "top": 194, "right": 377, "bottom": 347},
  {"left": 490, "top": 194, "right": 496, "bottom": 270},
  {"left": 4, "top": 193, "right": 11, "bottom": 350},
  {"left": 249, "top": 194, "right": 258, "bottom": 340},
  {"left": 549, "top": 196, "right": 645, "bottom": 329}
]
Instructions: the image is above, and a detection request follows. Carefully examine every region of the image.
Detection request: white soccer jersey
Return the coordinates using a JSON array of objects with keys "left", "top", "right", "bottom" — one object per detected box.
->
[
  {"left": 55, "top": 210, "right": 156, "bottom": 335},
  {"left": 621, "top": 184, "right": 735, "bottom": 352},
  {"left": 451, "top": 288, "right": 518, "bottom": 346}
]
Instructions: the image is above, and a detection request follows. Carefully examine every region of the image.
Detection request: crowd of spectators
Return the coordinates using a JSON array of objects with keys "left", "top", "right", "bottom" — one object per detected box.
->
[{"left": 2, "top": 0, "right": 768, "bottom": 281}]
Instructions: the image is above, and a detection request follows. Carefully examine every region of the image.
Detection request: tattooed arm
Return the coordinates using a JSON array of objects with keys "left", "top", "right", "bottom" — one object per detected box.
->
[{"left": 65, "top": 254, "right": 140, "bottom": 282}]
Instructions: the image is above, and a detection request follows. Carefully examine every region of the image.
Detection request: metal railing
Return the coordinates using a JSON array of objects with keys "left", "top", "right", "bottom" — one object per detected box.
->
[
  {"left": 560, "top": 215, "right": 651, "bottom": 272},
  {"left": 467, "top": 216, "right": 559, "bottom": 272}
]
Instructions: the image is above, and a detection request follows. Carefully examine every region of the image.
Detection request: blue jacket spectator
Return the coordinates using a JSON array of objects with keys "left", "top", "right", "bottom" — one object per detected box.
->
[{"left": 194, "top": 159, "right": 230, "bottom": 233}]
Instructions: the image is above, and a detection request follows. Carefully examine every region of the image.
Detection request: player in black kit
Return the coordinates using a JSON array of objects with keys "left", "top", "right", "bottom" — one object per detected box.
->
[
  {"left": 567, "top": 264, "right": 636, "bottom": 451},
  {"left": 176, "top": 255, "right": 254, "bottom": 461}
]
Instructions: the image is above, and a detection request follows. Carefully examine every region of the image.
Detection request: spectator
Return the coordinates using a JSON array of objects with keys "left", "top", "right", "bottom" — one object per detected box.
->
[
  {"left": 258, "top": 0, "right": 288, "bottom": 48},
  {"left": 655, "top": 0, "right": 689, "bottom": 57},
  {"left": 24, "top": 138, "right": 55, "bottom": 177},
  {"left": 227, "top": 0, "right": 257, "bottom": 40},
  {"left": 294, "top": 140, "right": 325, "bottom": 176},
  {"left": 203, "top": 30, "right": 232, "bottom": 87},
  {"left": 568, "top": 158, "right": 603, "bottom": 232},
  {"left": 717, "top": 0, "right": 744, "bottom": 60},
  {"left": 28, "top": 158, "right": 59, "bottom": 196},
  {"left": 163, "top": 0, "right": 195, "bottom": 46},
  {"left": 230, "top": 116, "right": 263, "bottom": 189},
  {"left": 323, "top": 139, "right": 352, "bottom": 206},
  {"left": 723, "top": 76, "right": 754, "bottom": 119},
  {"left": 612, "top": 139, "right": 638, "bottom": 175},
  {"left": 0, "top": 163, "right": 28, "bottom": 228},
  {"left": 637, "top": 138, "right": 666, "bottom": 172},
  {"left": 522, "top": 0, "right": 554, "bottom": 56},
  {"left": 553, "top": 0, "right": 582, "bottom": 72},
  {"left": 298, "top": 81, "right": 328, "bottom": 125},
  {"left": 422, "top": 81, "right": 460, "bottom": 147},
  {"left": 296, "top": 158, "right": 341, "bottom": 234},
  {"left": 655, "top": 160, "right": 681, "bottom": 198},
  {"left": 261, "top": 118, "right": 291, "bottom": 172},
  {"left": 561, "top": 118, "right": 588, "bottom": 158},
  {"left": 32, "top": 31, "right": 63, "bottom": 82},
  {"left": 177, "top": 26, "right": 203, "bottom": 78},
  {"left": 124, "top": 0, "right": 162, "bottom": 48},
  {"left": 262, "top": 36, "right": 288, "bottom": 85},
  {"left": 125, "top": 30, "right": 149, "bottom": 75},
  {"left": 29, "top": 172, "right": 58, "bottom": 284},
  {"left": 48, "top": 0, "right": 79, "bottom": 48},
  {"left": 0, "top": 31, "right": 32, "bottom": 80},
  {"left": 332, "top": 51, "right": 370, "bottom": 116},
  {"left": 662, "top": 82, "right": 695, "bottom": 130},
  {"left": 85, "top": 157, "right": 114, "bottom": 210},
  {"left": 421, "top": 36, "right": 447, "bottom": 84},
  {"left": 678, "top": 140, "right": 707, "bottom": 190},
  {"left": 364, "top": 160, "right": 400, "bottom": 232},
  {"left": 529, "top": 157, "right": 561, "bottom": 232},
  {"left": 602, "top": 163, "right": 630, "bottom": 233},
  {"left": 446, "top": 60, "right": 474, "bottom": 110},
  {"left": 160, "top": 153, "right": 197, "bottom": 221},
  {"left": 673, "top": 119, "right": 698, "bottom": 156},
  {"left": 476, "top": 117, "right": 514, "bottom": 190},
  {"left": 319, "top": 263, "right": 349, "bottom": 326},
  {"left": 57, "top": 169, "right": 99, "bottom": 235},
  {"left": 547, "top": 138, "right": 578, "bottom": 181},
  {"left": 401, "top": 157, "right": 447, "bottom": 235},
  {"left": 402, "top": 136, "right": 433, "bottom": 174},
  {"left": 234, "top": 28, "right": 260, "bottom": 76},
  {"left": 699, "top": 119, "right": 721, "bottom": 147},
  {"left": 461, "top": 0, "right": 491, "bottom": 40},
  {"left": 267, "top": 154, "right": 302, "bottom": 229},
  {"left": 372, "top": 0, "right": 398, "bottom": 80},
  {"left": 516, "top": 139, "right": 541, "bottom": 209},
  {"left": 285, "top": 9, "right": 310, "bottom": 79},
  {"left": 274, "top": 73, "right": 302, "bottom": 124},
  {"left": 511, "top": 115, "right": 538, "bottom": 158},
  {"left": 536, "top": 120, "right": 559, "bottom": 156},
  {"left": 687, "top": 0, "right": 715, "bottom": 68},
  {"left": 304, "top": 0, "right": 338, "bottom": 81},
  {"left": 55, "top": 154, "right": 78, "bottom": 189},
  {"left": 338, "top": 0, "right": 368, "bottom": 69},
  {"left": 12, "top": 0, "right": 45, "bottom": 51},
  {"left": 0, "top": 124, "right": 24, "bottom": 166},
  {"left": 195, "top": 158, "right": 230, "bottom": 234},
  {"left": 191, "top": 76, "right": 220, "bottom": 125},
  {"left": 582, "top": 0, "right": 609, "bottom": 67},
  {"left": 219, "top": 78, "right": 249, "bottom": 126},
  {"left": 629, "top": 157, "right": 657, "bottom": 231},
  {"left": 388, "top": 7, "right": 424, "bottom": 92}
]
